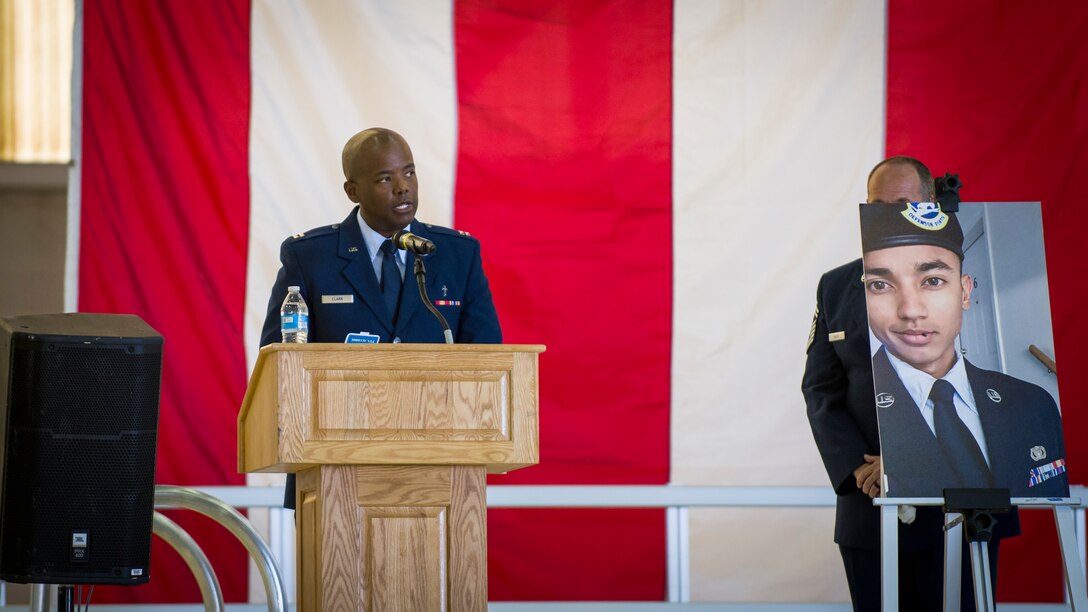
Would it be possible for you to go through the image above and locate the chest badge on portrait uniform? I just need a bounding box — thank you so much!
[876,393,895,409]
[1030,445,1047,462]
[985,388,1002,403]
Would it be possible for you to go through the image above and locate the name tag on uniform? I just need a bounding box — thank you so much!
[345,332,379,344]
[322,294,354,304]
[828,331,846,342]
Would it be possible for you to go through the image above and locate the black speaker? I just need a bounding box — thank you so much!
[0,313,162,585]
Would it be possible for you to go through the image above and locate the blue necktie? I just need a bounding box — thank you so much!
[380,239,402,322]
[930,379,992,488]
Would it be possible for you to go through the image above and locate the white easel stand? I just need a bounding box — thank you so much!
[876,497,1087,612]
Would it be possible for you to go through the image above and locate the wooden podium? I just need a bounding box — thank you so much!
[238,343,543,612]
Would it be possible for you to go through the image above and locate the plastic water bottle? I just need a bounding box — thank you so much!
[280,286,308,343]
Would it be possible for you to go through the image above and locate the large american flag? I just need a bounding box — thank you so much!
[76,0,1086,604]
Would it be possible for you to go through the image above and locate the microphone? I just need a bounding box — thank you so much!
[410,252,454,344]
[392,230,436,255]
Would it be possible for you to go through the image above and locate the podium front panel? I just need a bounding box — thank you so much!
[314,369,508,440]
[238,344,541,473]
[297,465,487,612]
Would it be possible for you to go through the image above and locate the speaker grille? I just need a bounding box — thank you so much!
[2,431,157,581]
[1,333,161,584]
[9,343,161,434]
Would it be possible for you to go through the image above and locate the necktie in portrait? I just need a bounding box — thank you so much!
[931,379,993,487]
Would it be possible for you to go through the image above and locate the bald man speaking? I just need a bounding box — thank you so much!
[259,128,502,508]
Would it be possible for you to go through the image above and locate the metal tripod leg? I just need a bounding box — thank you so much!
[881,504,898,611]
[945,509,998,612]
[944,512,963,612]
[968,540,995,612]
[1054,505,1088,610]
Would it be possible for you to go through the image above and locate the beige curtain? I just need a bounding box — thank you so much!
[0,0,73,163]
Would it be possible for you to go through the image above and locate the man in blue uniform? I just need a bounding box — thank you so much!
[259,127,502,508]
[861,203,1068,499]
[803,157,1011,611]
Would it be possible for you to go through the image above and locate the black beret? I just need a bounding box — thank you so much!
[860,202,964,260]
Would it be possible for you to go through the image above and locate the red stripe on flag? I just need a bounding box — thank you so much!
[80,0,250,602]
[887,0,1088,602]
[454,0,672,600]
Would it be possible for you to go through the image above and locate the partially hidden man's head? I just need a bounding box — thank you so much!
[342,128,417,237]
[866,155,936,204]
[862,200,971,379]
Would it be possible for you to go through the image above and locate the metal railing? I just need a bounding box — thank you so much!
[153,487,288,612]
[196,483,1087,605]
[12,484,1086,610]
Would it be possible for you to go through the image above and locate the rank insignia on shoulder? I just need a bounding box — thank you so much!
[458,229,472,237]
[292,232,305,239]
[806,304,818,352]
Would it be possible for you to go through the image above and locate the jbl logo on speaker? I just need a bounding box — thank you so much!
[70,531,89,563]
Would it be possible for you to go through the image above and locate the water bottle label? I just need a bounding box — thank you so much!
[297,313,308,331]
[282,314,299,331]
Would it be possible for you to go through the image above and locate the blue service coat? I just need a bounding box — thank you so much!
[259,208,501,347]
[874,346,1069,499]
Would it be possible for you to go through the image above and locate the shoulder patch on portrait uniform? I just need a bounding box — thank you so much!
[806,303,819,352]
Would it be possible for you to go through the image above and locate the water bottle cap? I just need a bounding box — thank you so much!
[287,286,300,292]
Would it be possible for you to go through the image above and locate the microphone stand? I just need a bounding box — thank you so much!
[413,256,453,344]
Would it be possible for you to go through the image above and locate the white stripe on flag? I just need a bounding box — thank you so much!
[672,0,886,600]
[245,0,457,370]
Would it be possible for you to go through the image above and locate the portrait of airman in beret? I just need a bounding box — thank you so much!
[860,202,1068,499]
